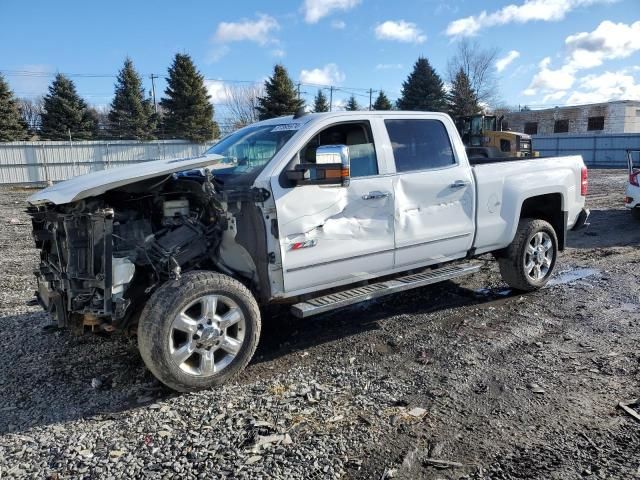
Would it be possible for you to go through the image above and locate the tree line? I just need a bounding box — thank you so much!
[0,40,497,142]
[0,53,218,143]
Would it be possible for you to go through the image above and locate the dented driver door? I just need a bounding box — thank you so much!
[270,119,395,295]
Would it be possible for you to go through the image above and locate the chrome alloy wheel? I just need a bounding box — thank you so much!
[169,294,246,376]
[524,231,554,281]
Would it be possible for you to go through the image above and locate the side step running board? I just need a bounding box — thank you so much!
[291,262,481,318]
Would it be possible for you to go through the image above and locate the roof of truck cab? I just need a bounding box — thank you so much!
[254,110,451,127]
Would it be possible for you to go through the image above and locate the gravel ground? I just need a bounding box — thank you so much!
[0,169,638,479]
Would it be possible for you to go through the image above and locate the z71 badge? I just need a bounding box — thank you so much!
[288,239,318,251]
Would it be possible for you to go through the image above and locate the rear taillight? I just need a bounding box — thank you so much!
[630,170,640,187]
[581,167,588,196]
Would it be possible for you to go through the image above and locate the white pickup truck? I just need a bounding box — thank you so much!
[28,111,589,391]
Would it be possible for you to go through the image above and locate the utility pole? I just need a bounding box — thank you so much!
[296,83,301,100]
[369,88,373,111]
[329,86,334,112]
[150,74,158,113]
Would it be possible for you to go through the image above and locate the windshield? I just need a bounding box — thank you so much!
[202,124,299,182]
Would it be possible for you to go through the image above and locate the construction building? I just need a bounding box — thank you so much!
[504,100,640,135]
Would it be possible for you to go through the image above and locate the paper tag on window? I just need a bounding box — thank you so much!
[271,124,303,132]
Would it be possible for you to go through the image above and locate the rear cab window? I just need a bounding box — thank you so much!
[384,119,456,173]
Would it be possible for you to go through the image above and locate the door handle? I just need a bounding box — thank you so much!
[449,180,470,189]
[362,191,390,200]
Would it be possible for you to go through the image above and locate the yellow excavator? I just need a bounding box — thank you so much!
[456,114,535,159]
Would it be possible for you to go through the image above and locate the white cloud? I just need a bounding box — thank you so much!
[565,20,640,69]
[332,98,347,110]
[271,48,286,58]
[331,19,346,29]
[523,20,640,100]
[208,45,231,62]
[446,0,614,37]
[542,90,568,103]
[213,14,279,46]
[375,20,426,44]
[495,50,520,72]
[565,70,640,104]
[299,63,345,85]
[204,80,232,104]
[376,63,404,70]
[525,57,576,95]
[303,0,361,23]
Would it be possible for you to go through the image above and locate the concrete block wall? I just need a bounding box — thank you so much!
[504,101,640,135]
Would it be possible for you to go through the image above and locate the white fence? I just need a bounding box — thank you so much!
[0,140,211,184]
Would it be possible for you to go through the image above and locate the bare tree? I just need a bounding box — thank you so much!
[18,97,45,134]
[90,105,111,138]
[447,39,500,108]
[224,84,263,130]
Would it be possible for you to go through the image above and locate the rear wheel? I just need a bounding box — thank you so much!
[137,271,260,392]
[498,218,558,291]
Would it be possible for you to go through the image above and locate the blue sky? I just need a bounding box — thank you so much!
[1,0,638,121]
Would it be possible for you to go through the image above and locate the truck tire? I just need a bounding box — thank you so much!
[498,218,558,292]
[632,208,640,220]
[137,271,261,392]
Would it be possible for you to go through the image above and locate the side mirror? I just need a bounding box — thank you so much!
[285,144,350,187]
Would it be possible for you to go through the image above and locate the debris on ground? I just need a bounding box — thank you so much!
[0,170,639,479]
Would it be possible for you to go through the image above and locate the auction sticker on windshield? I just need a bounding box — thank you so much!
[271,124,303,132]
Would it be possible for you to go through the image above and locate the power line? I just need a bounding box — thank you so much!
[1,68,397,97]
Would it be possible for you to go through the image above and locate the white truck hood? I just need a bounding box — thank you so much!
[28,154,223,205]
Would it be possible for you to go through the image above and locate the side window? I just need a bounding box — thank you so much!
[298,121,379,177]
[384,119,455,173]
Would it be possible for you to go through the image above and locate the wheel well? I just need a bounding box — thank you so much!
[519,193,566,250]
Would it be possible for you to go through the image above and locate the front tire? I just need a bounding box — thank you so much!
[137,271,261,392]
[632,208,640,220]
[498,218,558,292]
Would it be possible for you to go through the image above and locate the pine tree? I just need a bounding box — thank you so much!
[447,68,480,119]
[160,53,219,142]
[396,57,447,112]
[109,58,156,139]
[0,75,28,141]
[40,74,97,140]
[313,89,329,113]
[256,64,304,120]
[345,95,359,111]
[373,91,393,111]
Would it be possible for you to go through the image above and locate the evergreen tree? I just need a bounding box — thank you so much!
[0,75,28,141]
[40,74,97,140]
[160,53,219,142]
[372,91,393,111]
[345,95,359,111]
[256,64,304,120]
[313,89,329,113]
[447,68,480,119]
[396,57,447,112]
[109,58,156,139]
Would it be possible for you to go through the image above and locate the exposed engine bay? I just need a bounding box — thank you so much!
[28,172,271,332]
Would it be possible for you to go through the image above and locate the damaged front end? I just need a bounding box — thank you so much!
[28,173,229,332]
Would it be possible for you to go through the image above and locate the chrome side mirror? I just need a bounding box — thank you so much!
[285,144,351,187]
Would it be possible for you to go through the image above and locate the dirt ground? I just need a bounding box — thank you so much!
[0,169,638,479]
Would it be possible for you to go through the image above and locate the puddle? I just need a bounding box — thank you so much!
[474,287,512,298]
[620,302,638,313]
[548,268,600,286]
